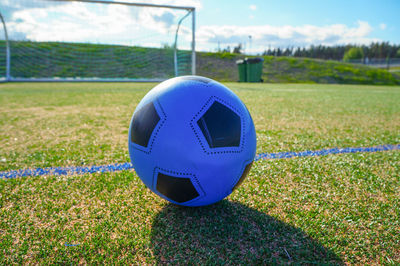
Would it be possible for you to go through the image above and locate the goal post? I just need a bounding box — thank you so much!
[0,0,196,82]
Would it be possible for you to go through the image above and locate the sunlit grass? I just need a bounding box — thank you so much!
[0,82,399,264]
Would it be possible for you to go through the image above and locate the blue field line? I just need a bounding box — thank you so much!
[0,162,134,179]
[1,144,399,179]
[254,144,400,161]
[64,243,80,247]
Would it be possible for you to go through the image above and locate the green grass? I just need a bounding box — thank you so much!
[0,41,184,79]
[198,53,400,85]
[389,66,400,72]
[261,56,400,85]
[1,41,399,84]
[0,82,399,264]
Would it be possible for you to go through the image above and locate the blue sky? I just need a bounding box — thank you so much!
[1,0,399,53]
[200,0,399,32]
[195,0,400,52]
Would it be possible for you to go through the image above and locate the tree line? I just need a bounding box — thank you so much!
[260,42,400,60]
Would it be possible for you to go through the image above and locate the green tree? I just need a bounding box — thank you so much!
[396,49,400,58]
[221,46,231,53]
[343,47,364,61]
[233,43,242,54]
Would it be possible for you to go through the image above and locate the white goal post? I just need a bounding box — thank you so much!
[0,0,196,82]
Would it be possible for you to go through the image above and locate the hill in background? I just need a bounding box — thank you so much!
[1,41,399,85]
[198,52,400,85]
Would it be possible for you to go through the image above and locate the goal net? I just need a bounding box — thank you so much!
[0,0,195,82]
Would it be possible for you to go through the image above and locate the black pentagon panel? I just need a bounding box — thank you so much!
[197,101,241,148]
[156,173,199,203]
[130,102,160,147]
[232,162,253,192]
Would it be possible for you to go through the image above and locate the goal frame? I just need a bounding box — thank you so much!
[0,0,196,82]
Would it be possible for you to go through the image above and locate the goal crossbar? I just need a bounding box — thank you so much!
[47,0,195,11]
[0,0,196,82]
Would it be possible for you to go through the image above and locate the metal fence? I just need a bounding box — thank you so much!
[0,0,196,82]
[345,58,400,69]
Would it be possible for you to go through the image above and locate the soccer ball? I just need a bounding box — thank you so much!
[128,76,256,207]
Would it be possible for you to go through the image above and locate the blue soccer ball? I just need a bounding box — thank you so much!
[128,76,256,207]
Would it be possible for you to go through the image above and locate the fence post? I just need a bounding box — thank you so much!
[0,12,10,81]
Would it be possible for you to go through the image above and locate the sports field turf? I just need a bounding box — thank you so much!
[0,82,399,264]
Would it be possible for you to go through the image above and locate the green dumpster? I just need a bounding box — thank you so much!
[246,57,264,82]
[236,59,247,82]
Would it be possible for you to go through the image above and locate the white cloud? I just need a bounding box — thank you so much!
[197,21,379,52]
[4,0,200,48]
[379,23,387,30]
[1,1,381,53]
[115,0,202,10]
[0,0,63,9]
[249,4,257,11]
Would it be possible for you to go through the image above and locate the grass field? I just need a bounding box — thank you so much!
[199,52,400,85]
[1,41,400,84]
[0,82,399,264]
[389,66,400,73]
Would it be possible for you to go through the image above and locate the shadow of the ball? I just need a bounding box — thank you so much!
[150,200,343,264]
